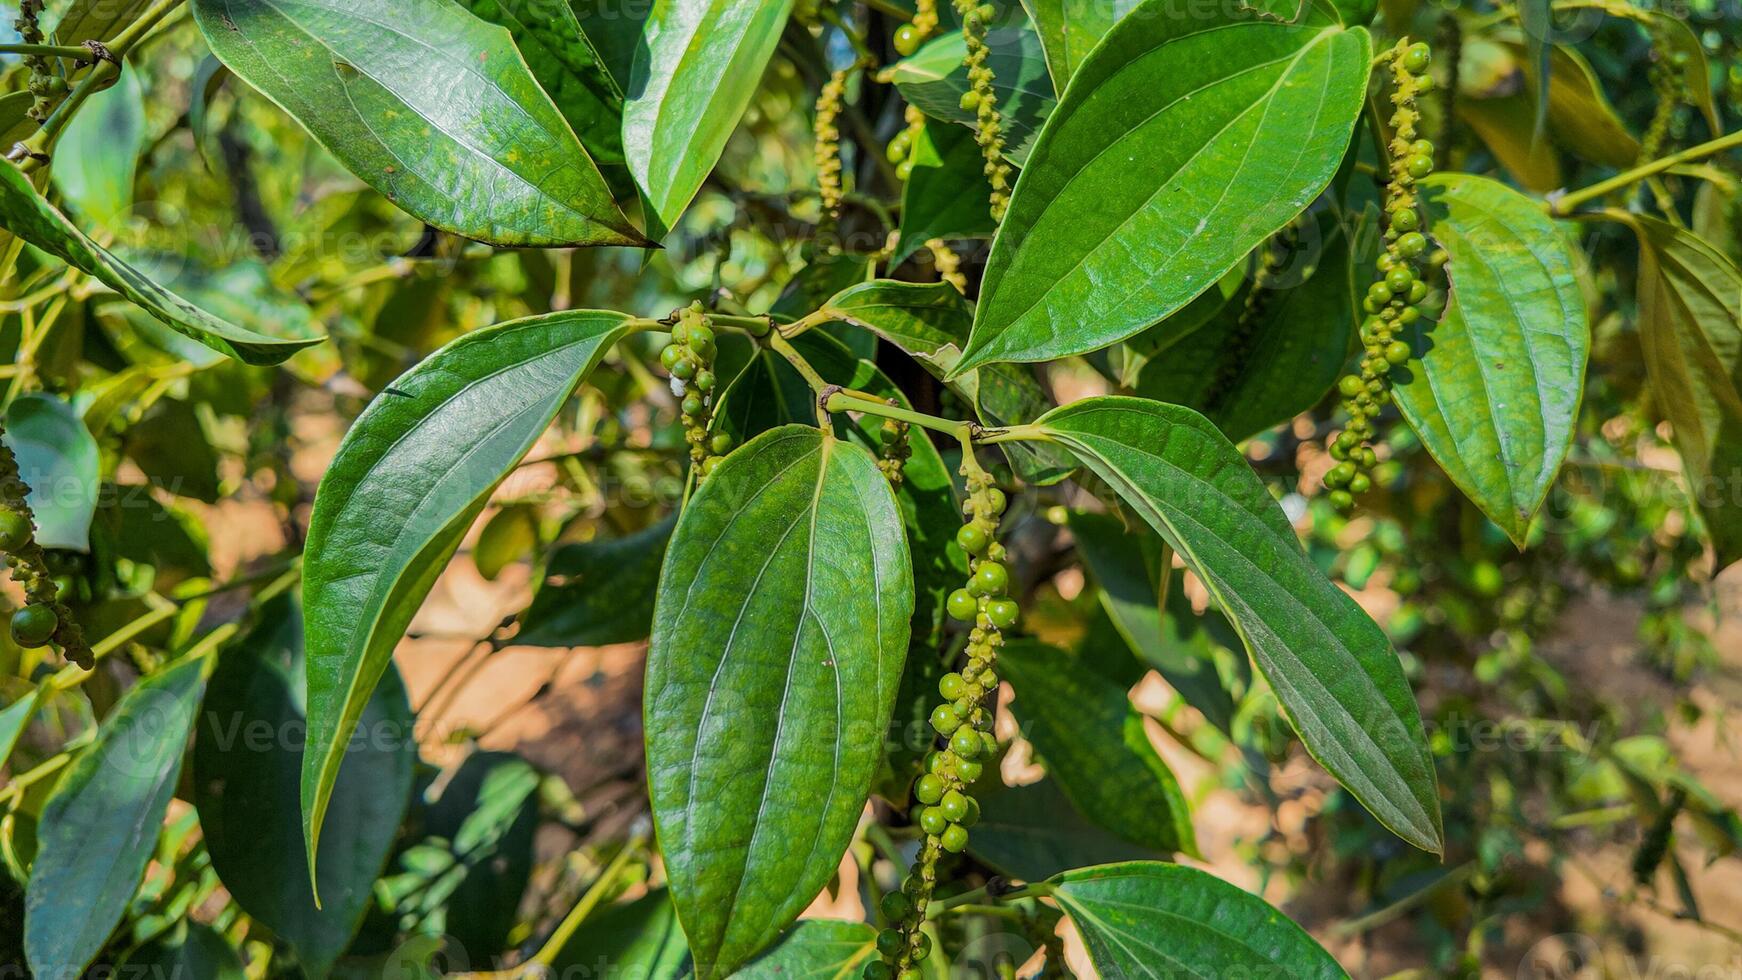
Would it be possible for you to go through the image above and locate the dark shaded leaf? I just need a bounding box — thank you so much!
[517,516,676,647]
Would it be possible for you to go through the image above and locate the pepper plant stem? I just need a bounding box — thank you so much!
[1552,129,1742,215]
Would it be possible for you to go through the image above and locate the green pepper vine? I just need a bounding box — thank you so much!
[953,0,1012,222]
[659,303,729,479]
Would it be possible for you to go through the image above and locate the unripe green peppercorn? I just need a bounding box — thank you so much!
[0,511,31,552]
[940,789,969,821]
[894,23,923,56]
[940,823,969,853]
[1385,265,1415,292]
[956,522,989,554]
[1330,489,1354,509]
[1338,374,1364,398]
[946,588,978,621]
[880,891,913,921]
[1348,473,1373,495]
[1390,207,1419,232]
[1396,232,1427,258]
[1406,154,1434,179]
[11,605,58,647]
[950,726,983,759]
[919,805,949,836]
[877,929,905,958]
[1402,42,1431,75]
[956,757,983,783]
[863,961,893,980]
[985,598,1018,629]
[930,703,962,734]
[915,773,945,804]
[970,561,1008,596]
[710,432,734,455]
[939,672,967,700]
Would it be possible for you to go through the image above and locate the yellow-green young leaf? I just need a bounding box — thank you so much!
[1390,175,1587,544]
[953,6,1371,372]
[624,0,794,234]
[1527,42,1638,168]
[1047,862,1348,979]
[1624,215,1742,572]
[24,654,210,978]
[1000,641,1198,856]
[646,426,912,978]
[1019,0,1142,88]
[1035,397,1442,853]
[193,598,414,979]
[890,18,1056,165]
[193,0,645,249]
[0,164,324,365]
[1136,209,1359,442]
[302,310,636,876]
[452,0,625,166]
[819,279,1076,485]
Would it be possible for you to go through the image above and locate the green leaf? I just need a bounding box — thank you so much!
[890,18,1056,166]
[1034,397,1443,853]
[390,751,540,957]
[547,889,690,979]
[47,0,156,45]
[193,598,413,979]
[302,310,635,876]
[970,777,1162,881]
[1068,511,1237,735]
[24,654,210,977]
[1019,0,1141,87]
[193,0,644,248]
[1528,41,1638,168]
[0,163,324,365]
[0,689,42,770]
[51,66,145,228]
[817,279,1075,484]
[517,516,675,647]
[1392,174,1588,545]
[1622,215,1742,572]
[1000,640,1197,856]
[452,0,625,165]
[1136,209,1359,442]
[737,920,878,979]
[954,7,1371,372]
[6,393,100,552]
[646,425,912,978]
[120,920,246,980]
[894,121,997,265]
[1048,862,1349,979]
[1649,11,1721,138]
[623,0,795,233]
[127,398,222,504]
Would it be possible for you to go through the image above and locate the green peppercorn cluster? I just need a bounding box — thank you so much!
[14,0,64,124]
[952,0,1012,222]
[876,411,912,488]
[0,433,91,667]
[870,473,1012,980]
[813,66,851,223]
[894,0,939,57]
[660,304,729,479]
[1204,224,1297,414]
[886,104,925,185]
[1323,39,1438,511]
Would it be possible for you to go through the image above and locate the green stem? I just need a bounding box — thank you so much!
[0,42,91,59]
[766,332,833,426]
[928,881,1048,914]
[17,0,186,170]
[1551,129,1742,216]
[527,839,643,969]
[825,390,972,441]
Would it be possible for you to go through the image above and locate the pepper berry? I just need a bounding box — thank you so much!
[11,604,58,647]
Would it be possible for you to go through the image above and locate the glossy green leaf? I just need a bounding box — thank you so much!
[1623,214,1742,572]
[954,7,1371,371]
[891,18,1055,165]
[818,279,1075,485]
[894,121,997,264]
[1048,862,1348,979]
[1034,397,1442,852]
[624,0,795,233]
[6,393,99,552]
[970,777,1161,881]
[302,310,635,876]
[193,0,644,248]
[51,66,144,227]
[1137,210,1358,442]
[645,425,912,977]
[0,163,324,365]
[1069,511,1236,735]
[121,920,246,980]
[193,598,413,979]
[1392,174,1587,545]
[453,0,624,165]
[1019,0,1141,87]
[25,654,209,977]
[1000,640,1196,855]
[517,516,675,647]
